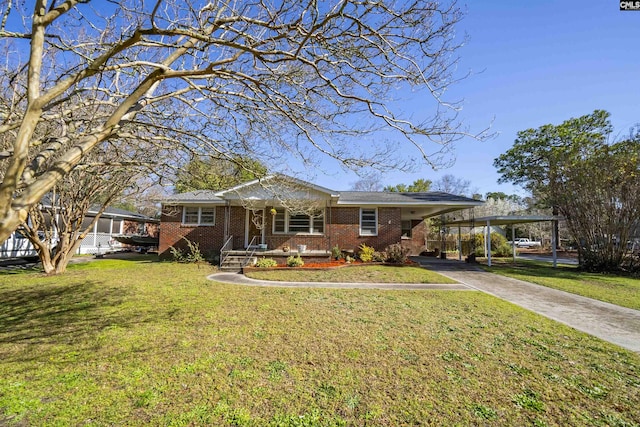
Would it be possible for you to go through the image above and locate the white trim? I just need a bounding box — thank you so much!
[244,209,250,248]
[360,208,378,236]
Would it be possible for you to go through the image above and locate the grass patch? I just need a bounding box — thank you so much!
[245,264,458,284]
[0,258,639,425]
[481,260,640,310]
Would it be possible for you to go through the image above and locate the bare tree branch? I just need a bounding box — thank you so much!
[0,0,489,242]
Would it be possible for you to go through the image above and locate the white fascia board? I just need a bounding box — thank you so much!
[86,210,157,221]
[161,200,226,206]
[334,200,484,208]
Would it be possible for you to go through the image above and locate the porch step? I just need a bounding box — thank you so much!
[220,254,257,272]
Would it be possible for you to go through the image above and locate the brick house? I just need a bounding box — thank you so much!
[159,175,482,263]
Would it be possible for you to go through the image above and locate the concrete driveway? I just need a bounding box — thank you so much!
[412,257,640,353]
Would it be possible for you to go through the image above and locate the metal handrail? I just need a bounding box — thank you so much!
[219,235,233,268]
[243,235,259,267]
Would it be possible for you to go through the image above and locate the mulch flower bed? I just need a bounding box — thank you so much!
[245,259,417,271]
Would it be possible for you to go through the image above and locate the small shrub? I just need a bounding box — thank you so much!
[255,257,278,268]
[474,233,513,257]
[331,245,342,260]
[169,238,205,263]
[372,251,386,262]
[494,242,513,257]
[169,245,184,262]
[345,255,354,264]
[286,254,304,267]
[358,244,375,263]
[384,243,410,264]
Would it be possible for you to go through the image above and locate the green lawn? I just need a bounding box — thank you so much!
[1,258,638,426]
[245,264,458,284]
[480,260,640,311]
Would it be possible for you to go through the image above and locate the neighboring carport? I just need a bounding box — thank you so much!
[446,215,560,267]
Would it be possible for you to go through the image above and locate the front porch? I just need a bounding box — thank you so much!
[219,247,332,271]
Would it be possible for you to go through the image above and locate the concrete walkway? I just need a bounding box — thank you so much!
[208,259,640,353]
[412,257,640,353]
[208,272,470,290]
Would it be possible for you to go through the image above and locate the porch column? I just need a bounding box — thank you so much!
[109,217,114,238]
[92,220,98,249]
[261,209,266,245]
[244,209,249,248]
[223,204,228,241]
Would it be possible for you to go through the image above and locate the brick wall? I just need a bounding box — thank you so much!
[259,211,330,252]
[325,207,401,253]
[159,204,405,258]
[402,219,428,255]
[159,205,238,259]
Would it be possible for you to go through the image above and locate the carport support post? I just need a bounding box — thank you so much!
[458,225,462,261]
[486,220,492,267]
[552,219,558,268]
[512,225,516,263]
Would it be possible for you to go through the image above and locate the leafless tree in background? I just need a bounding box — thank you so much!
[350,174,383,192]
[0,0,488,242]
[20,146,151,274]
[432,174,476,197]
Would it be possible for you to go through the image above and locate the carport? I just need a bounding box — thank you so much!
[446,215,560,267]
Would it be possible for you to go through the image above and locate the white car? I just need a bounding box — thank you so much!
[509,238,542,248]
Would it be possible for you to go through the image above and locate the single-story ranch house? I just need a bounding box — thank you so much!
[160,175,483,265]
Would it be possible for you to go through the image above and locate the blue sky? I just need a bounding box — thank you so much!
[315,1,640,196]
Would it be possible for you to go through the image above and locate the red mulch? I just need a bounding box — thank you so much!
[281,259,417,268]
[245,260,418,271]
[303,260,359,268]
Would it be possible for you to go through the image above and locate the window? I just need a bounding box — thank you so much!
[200,208,215,224]
[182,206,216,225]
[97,217,111,233]
[401,220,413,238]
[360,208,377,236]
[273,209,286,232]
[311,214,324,234]
[183,207,199,224]
[288,213,310,233]
[272,209,324,234]
[81,216,94,230]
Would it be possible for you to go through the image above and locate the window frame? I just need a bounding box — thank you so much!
[360,208,378,236]
[401,220,413,239]
[272,208,325,235]
[273,208,286,233]
[182,206,216,226]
